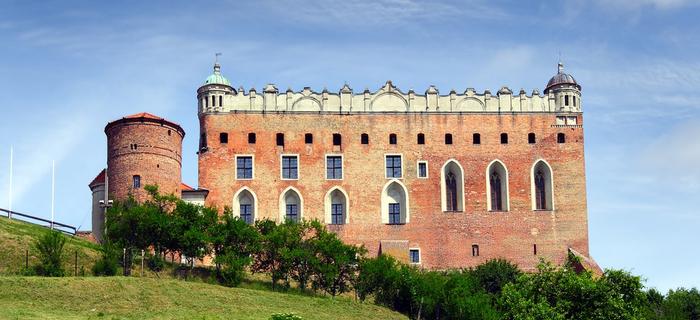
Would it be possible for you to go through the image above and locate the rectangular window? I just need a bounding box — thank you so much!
[389,134,397,145]
[417,133,425,145]
[409,249,420,264]
[248,133,256,144]
[472,244,480,257]
[388,203,401,224]
[445,133,453,145]
[282,155,298,179]
[276,133,284,146]
[305,133,313,144]
[566,116,577,125]
[331,203,343,225]
[286,204,298,222]
[361,133,369,144]
[220,132,228,144]
[240,204,253,225]
[473,133,481,145]
[326,156,342,180]
[236,156,253,179]
[385,155,402,178]
[333,133,342,146]
[565,95,570,106]
[133,175,141,189]
[417,161,428,178]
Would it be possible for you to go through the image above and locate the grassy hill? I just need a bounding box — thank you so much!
[0,216,100,275]
[0,277,407,319]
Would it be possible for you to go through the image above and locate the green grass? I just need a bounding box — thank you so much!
[0,216,100,275]
[0,276,407,320]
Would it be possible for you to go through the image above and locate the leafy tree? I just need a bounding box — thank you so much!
[662,288,700,320]
[213,214,261,287]
[32,230,66,277]
[105,195,153,275]
[442,271,501,320]
[92,241,119,276]
[311,222,366,296]
[471,258,521,295]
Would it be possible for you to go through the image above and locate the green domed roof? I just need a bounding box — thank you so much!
[203,63,231,86]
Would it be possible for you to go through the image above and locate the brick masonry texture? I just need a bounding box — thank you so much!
[197,112,588,271]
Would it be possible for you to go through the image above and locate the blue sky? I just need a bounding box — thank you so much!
[1,0,699,291]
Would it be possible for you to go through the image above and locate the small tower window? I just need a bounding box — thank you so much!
[212,95,216,107]
[220,132,228,144]
[333,133,342,146]
[389,134,397,145]
[473,133,481,145]
[573,96,577,107]
[133,175,141,189]
[219,95,223,107]
[361,133,369,145]
[500,133,508,144]
[199,133,207,150]
[528,133,536,144]
[472,244,479,257]
[305,133,313,144]
[204,96,209,108]
[409,249,420,264]
[167,130,171,136]
[533,244,538,255]
[445,133,453,145]
[248,133,256,144]
[557,133,566,144]
[417,133,425,145]
[276,133,284,146]
[564,95,570,106]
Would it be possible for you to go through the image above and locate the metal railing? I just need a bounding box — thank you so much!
[0,208,77,235]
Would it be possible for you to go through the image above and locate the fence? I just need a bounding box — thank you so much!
[0,207,77,235]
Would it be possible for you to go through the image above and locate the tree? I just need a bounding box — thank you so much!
[471,258,521,295]
[311,222,366,296]
[104,196,152,275]
[214,213,261,287]
[33,230,66,277]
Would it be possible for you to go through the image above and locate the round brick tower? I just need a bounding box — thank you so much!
[105,112,185,202]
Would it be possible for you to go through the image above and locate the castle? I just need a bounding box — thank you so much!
[89,61,598,271]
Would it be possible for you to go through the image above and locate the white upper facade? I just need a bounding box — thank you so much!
[197,62,582,115]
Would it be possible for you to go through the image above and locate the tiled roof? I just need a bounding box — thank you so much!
[88,169,106,188]
[180,182,195,191]
[104,112,185,137]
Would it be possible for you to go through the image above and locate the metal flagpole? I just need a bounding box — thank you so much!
[8,146,12,220]
[51,160,55,229]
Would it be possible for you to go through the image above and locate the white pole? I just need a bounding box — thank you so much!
[51,160,55,229]
[8,146,12,220]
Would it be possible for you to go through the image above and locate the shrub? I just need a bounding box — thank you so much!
[471,258,521,295]
[92,242,119,276]
[269,313,303,320]
[147,253,165,272]
[216,253,249,287]
[33,230,66,277]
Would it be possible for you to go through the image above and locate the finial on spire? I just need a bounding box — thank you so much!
[557,61,564,74]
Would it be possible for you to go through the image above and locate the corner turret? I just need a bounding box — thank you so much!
[544,62,581,112]
[197,57,235,114]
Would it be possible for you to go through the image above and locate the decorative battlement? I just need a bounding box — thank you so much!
[197,80,582,114]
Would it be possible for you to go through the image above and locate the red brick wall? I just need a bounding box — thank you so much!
[106,121,183,202]
[198,112,588,271]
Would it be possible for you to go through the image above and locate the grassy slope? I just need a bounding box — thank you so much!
[0,216,100,275]
[0,277,407,320]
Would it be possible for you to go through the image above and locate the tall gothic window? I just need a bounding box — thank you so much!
[446,172,457,211]
[532,160,553,211]
[535,170,546,210]
[490,172,502,211]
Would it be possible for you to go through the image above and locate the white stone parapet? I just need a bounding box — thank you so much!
[198,80,581,114]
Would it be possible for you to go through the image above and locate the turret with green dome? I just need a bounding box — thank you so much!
[197,56,236,114]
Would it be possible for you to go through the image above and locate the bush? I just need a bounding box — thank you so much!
[147,253,165,272]
[269,313,303,320]
[471,258,521,295]
[216,253,249,287]
[92,242,119,276]
[33,230,66,277]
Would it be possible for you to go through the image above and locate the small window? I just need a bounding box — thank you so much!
[500,133,508,144]
[167,130,171,136]
[445,133,453,145]
[417,161,428,178]
[133,175,141,189]
[220,132,228,144]
[573,96,577,107]
[528,133,536,144]
[333,133,342,146]
[557,133,566,144]
[305,133,313,144]
[564,95,570,106]
[199,133,207,150]
[533,244,538,255]
[236,156,253,179]
[389,134,397,145]
[248,133,256,144]
[282,155,298,180]
[385,155,402,178]
[204,96,209,108]
[361,133,369,145]
[417,133,425,145]
[409,249,420,264]
[326,156,342,180]
[276,133,285,146]
[472,244,479,257]
[219,95,223,107]
[388,203,401,224]
[212,95,216,107]
[331,203,344,225]
[473,133,481,145]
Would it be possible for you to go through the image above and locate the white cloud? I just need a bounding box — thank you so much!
[600,0,700,10]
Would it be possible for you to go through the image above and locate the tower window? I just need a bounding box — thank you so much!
[281,155,298,180]
[248,133,256,144]
[445,133,453,145]
[417,161,428,178]
[473,133,481,145]
[500,133,508,144]
[199,133,207,150]
[533,244,538,255]
[220,132,228,144]
[276,133,285,146]
[133,175,141,189]
[204,96,209,108]
[409,249,420,264]
[389,134,397,145]
[528,133,536,144]
[564,95,570,106]
[557,133,566,144]
[219,95,223,107]
[385,155,402,178]
[573,96,577,107]
[417,133,425,145]
[472,244,479,257]
[167,130,171,136]
[361,133,369,145]
[326,156,342,180]
[333,133,342,146]
[305,133,313,144]
[212,95,216,107]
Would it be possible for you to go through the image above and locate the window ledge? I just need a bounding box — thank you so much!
[534,209,553,212]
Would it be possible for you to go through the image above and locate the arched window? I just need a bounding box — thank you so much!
[500,133,508,144]
[325,187,348,225]
[417,133,425,145]
[212,95,216,107]
[445,133,453,145]
[528,133,536,144]
[531,160,553,210]
[486,160,509,211]
[389,134,397,145]
[557,133,566,144]
[233,188,257,225]
[473,133,481,145]
[204,96,209,108]
[381,180,409,224]
[441,160,464,212]
[333,133,342,146]
[219,95,223,107]
[279,187,303,222]
[361,133,369,144]
[472,244,480,257]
